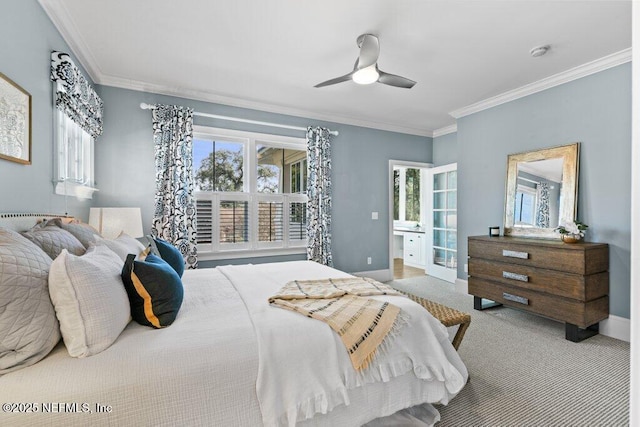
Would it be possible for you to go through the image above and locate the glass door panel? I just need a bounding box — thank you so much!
[426,163,457,283]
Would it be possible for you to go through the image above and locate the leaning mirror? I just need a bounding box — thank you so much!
[504,142,580,239]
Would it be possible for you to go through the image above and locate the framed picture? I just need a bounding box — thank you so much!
[0,72,31,164]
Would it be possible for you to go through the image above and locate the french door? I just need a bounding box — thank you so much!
[426,163,457,283]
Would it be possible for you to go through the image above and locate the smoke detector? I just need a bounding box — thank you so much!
[530,45,550,57]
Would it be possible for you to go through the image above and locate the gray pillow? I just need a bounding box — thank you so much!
[93,233,146,262]
[21,223,86,260]
[46,218,101,248]
[0,227,61,374]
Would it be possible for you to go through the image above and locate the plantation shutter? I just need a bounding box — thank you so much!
[258,201,284,242]
[196,199,213,244]
[289,202,307,241]
[219,200,249,244]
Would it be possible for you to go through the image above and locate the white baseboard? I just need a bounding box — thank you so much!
[352,268,394,282]
[600,315,631,342]
[454,278,629,342]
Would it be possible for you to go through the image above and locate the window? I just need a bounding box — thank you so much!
[193,126,308,258]
[405,168,421,221]
[193,139,244,191]
[51,51,101,199]
[514,185,537,226]
[54,108,97,198]
[393,169,400,221]
[393,167,423,225]
[290,159,307,193]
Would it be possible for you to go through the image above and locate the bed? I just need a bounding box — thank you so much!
[0,214,467,426]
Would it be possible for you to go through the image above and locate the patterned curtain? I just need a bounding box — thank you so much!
[151,104,198,269]
[306,126,333,266]
[50,51,103,139]
[535,182,550,228]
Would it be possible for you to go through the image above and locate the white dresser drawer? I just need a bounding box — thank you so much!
[403,233,424,267]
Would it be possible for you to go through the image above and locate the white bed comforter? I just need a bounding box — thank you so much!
[218,261,468,427]
[0,261,467,427]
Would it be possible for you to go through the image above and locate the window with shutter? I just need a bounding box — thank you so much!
[196,199,213,244]
[258,201,284,242]
[219,200,249,244]
[289,202,307,241]
[192,126,308,259]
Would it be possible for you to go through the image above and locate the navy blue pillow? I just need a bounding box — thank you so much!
[148,237,185,278]
[121,253,183,328]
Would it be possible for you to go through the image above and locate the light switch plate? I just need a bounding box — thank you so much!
[371,212,378,220]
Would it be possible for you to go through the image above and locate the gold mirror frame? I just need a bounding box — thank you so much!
[504,142,580,239]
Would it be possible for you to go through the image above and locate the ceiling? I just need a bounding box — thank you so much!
[519,157,564,183]
[39,0,631,137]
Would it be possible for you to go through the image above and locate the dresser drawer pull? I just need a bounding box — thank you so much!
[502,249,529,259]
[502,271,529,282]
[503,292,529,305]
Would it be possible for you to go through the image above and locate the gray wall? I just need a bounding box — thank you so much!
[94,86,432,272]
[457,63,631,319]
[0,0,91,218]
[433,132,458,166]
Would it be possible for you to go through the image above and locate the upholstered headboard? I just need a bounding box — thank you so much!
[0,213,74,232]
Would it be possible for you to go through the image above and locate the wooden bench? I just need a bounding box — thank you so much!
[401,292,471,350]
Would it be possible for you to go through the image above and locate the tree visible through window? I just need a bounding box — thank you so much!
[393,169,400,221]
[405,168,420,221]
[393,167,421,224]
[192,128,308,254]
[193,140,242,191]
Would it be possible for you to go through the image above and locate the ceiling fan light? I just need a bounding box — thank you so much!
[352,66,379,85]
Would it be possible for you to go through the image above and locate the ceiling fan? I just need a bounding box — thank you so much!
[314,34,416,89]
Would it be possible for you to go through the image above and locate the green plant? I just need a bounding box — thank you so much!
[555,220,589,237]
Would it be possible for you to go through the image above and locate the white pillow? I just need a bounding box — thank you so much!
[48,245,130,358]
[94,232,146,262]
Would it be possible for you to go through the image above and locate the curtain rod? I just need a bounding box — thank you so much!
[139,103,338,136]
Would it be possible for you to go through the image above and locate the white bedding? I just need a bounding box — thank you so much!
[0,261,467,426]
[218,261,468,426]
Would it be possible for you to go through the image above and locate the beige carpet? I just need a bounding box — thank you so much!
[387,275,630,427]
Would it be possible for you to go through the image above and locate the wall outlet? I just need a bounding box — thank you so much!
[367,257,372,265]
[464,263,468,273]
[371,212,378,220]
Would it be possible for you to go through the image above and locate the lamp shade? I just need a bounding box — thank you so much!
[89,207,144,239]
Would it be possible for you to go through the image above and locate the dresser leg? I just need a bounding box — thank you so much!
[473,296,502,311]
[565,323,599,342]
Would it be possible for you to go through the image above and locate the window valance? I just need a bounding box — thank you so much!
[50,51,103,139]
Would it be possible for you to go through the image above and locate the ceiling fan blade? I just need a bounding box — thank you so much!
[356,34,379,69]
[314,72,354,88]
[377,70,416,88]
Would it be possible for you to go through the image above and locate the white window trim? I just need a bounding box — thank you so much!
[193,126,307,258]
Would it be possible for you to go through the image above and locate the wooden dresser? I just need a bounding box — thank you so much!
[467,235,609,342]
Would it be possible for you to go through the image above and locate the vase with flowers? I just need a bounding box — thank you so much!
[555,220,589,243]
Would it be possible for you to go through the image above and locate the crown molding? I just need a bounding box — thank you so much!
[38,0,432,138]
[98,74,433,137]
[38,0,103,82]
[41,0,629,138]
[433,124,457,138]
[450,48,632,119]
